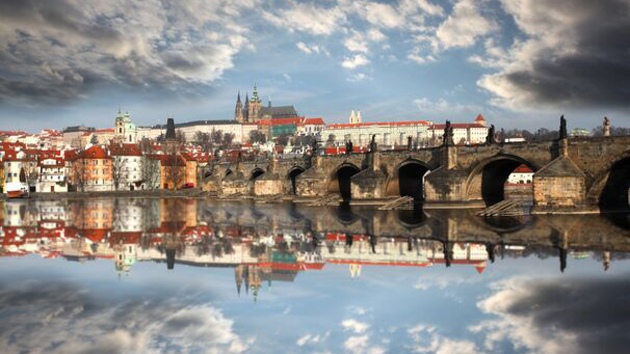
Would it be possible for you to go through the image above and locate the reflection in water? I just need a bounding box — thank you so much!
[2,198,630,278]
[1,198,630,354]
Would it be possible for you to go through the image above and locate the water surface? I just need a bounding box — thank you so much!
[1,198,629,354]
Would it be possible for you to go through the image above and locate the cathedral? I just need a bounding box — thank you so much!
[234,84,299,123]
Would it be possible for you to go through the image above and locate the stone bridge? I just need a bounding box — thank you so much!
[203,135,630,212]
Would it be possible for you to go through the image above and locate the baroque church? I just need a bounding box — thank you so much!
[234,84,299,123]
[114,109,137,143]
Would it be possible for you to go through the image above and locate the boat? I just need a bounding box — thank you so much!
[5,182,29,199]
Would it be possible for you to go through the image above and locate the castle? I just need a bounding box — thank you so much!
[234,84,299,123]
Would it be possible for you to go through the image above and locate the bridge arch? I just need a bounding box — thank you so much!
[392,159,431,202]
[249,168,265,181]
[589,153,630,211]
[328,163,361,202]
[466,154,537,205]
[287,166,306,195]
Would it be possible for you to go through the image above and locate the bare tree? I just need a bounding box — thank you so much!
[176,129,187,144]
[142,156,161,190]
[112,157,127,190]
[249,130,267,144]
[194,131,212,152]
[72,160,88,192]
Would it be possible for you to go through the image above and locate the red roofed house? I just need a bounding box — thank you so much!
[38,157,68,193]
[109,143,146,190]
[73,145,113,192]
[428,114,488,146]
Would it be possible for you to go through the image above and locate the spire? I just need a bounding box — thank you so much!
[349,110,356,124]
[252,83,259,101]
[268,95,271,107]
[356,110,362,124]
[236,91,241,103]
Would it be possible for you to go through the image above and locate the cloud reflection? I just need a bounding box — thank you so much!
[0,281,251,354]
[472,276,630,354]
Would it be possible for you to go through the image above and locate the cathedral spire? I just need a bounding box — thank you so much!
[252,83,259,101]
[234,91,244,122]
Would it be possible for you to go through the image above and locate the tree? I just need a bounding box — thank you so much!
[72,159,88,192]
[249,130,267,144]
[211,130,224,147]
[142,156,161,190]
[276,135,289,146]
[194,131,212,152]
[222,133,235,148]
[112,157,127,190]
[592,125,630,137]
[175,129,187,144]
[90,134,99,145]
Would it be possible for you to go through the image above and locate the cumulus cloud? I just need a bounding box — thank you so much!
[296,41,327,56]
[262,1,346,36]
[0,281,252,354]
[471,276,630,354]
[407,325,478,354]
[341,318,370,334]
[342,54,370,69]
[477,0,630,110]
[435,0,496,49]
[0,0,254,103]
[296,332,330,347]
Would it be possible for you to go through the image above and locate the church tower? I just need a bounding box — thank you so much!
[234,91,244,123]
[244,93,250,123]
[349,109,362,124]
[247,84,262,123]
[114,109,137,143]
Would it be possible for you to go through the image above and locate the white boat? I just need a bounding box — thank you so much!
[5,182,29,199]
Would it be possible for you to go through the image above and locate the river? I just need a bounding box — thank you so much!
[1,197,629,354]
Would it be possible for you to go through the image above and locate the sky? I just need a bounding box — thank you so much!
[1,0,629,133]
[1,255,629,354]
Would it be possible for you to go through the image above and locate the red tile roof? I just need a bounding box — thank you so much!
[109,143,142,156]
[80,145,111,159]
[475,114,486,122]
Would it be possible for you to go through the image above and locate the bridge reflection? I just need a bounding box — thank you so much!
[1,198,629,284]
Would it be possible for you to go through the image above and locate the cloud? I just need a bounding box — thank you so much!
[471,276,630,354]
[296,41,329,56]
[0,281,251,354]
[0,0,254,104]
[435,0,496,49]
[477,0,630,110]
[341,318,370,334]
[407,325,478,354]
[296,331,330,347]
[342,54,370,69]
[344,31,370,54]
[347,73,372,82]
[413,97,483,116]
[262,2,345,36]
[344,335,369,353]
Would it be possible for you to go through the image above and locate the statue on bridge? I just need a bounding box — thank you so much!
[443,120,454,146]
[485,124,496,145]
[345,140,353,155]
[370,134,377,152]
[311,138,319,155]
[603,116,611,137]
[559,115,567,139]
[407,136,413,150]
